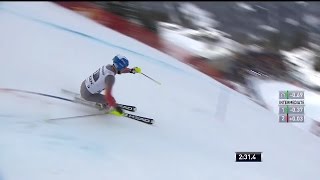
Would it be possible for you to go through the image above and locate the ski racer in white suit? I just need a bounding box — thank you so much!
[80,55,141,116]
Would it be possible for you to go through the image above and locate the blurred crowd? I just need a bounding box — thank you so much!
[91,2,320,96]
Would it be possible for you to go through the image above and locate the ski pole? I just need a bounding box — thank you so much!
[47,113,107,121]
[46,108,127,121]
[140,72,161,85]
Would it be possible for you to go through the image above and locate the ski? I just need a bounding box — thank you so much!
[116,104,137,112]
[61,89,137,112]
[59,90,152,124]
[48,111,154,125]
[73,96,137,112]
[47,111,154,125]
[123,112,154,124]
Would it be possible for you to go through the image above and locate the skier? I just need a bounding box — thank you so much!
[80,54,141,116]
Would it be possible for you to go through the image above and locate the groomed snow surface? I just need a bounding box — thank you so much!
[1,2,320,180]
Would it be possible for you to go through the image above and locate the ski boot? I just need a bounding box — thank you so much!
[108,106,124,116]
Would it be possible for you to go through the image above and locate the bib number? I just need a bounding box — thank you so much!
[87,68,100,89]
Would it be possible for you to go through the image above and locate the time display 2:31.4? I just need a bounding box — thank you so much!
[235,152,262,162]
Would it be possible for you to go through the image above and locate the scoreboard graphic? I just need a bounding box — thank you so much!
[278,90,305,123]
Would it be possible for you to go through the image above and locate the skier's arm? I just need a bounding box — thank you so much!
[119,67,132,74]
[118,67,141,74]
[104,75,116,107]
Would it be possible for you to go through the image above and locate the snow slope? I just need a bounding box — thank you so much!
[1,2,320,180]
